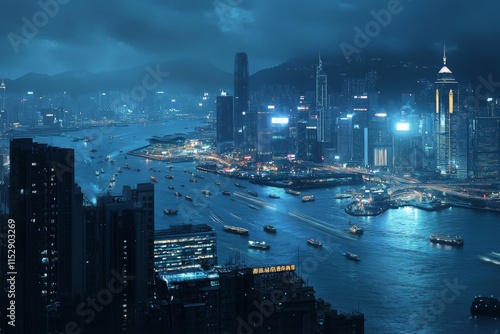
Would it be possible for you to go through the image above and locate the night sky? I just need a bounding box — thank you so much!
[0,0,499,79]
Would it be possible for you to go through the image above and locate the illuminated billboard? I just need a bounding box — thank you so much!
[271,117,289,124]
[396,122,410,131]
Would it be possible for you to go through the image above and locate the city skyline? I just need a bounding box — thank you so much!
[1,1,500,79]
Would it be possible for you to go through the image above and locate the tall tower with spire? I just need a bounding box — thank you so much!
[434,45,467,177]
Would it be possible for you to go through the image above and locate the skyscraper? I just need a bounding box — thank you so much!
[233,52,249,148]
[7,138,84,334]
[316,54,328,146]
[0,79,6,128]
[434,46,467,177]
[216,90,233,153]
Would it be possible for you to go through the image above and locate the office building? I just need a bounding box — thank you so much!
[154,224,217,279]
[469,117,500,179]
[216,91,233,153]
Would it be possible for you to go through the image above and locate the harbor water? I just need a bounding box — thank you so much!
[6,120,500,334]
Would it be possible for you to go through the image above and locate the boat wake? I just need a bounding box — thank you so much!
[478,252,500,266]
[288,211,356,241]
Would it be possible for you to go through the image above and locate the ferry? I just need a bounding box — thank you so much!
[268,194,280,199]
[429,233,464,246]
[221,190,231,196]
[185,195,193,201]
[150,176,158,182]
[95,171,100,176]
[335,193,352,199]
[201,189,211,196]
[285,188,301,196]
[248,241,270,250]
[307,238,322,247]
[163,209,178,215]
[264,225,277,234]
[470,296,500,317]
[344,251,361,262]
[302,195,315,202]
[223,225,249,236]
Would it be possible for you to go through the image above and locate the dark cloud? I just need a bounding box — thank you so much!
[0,0,499,79]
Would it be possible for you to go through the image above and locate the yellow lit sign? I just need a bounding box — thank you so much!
[252,264,296,275]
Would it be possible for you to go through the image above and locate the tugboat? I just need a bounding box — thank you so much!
[307,238,322,247]
[429,233,464,246]
[223,225,249,236]
[163,209,178,215]
[344,251,361,262]
[248,240,270,250]
[470,296,500,317]
[264,225,277,234]
[349,222,364,236]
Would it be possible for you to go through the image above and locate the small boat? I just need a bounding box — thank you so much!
[264,225,277,234]
[221,190,231,196]
[215,181,221,186]
[285,188,301,196]
[201,190,211,195]
[349,223,364,236]
[134,168,141,172]
[189,178,198,183]
[150,176,158,182]
[174,192,182,197]
[95,171,100,176]
[224,225,249,236]
[117,167,123,173]
[429,233,464,246]
[165,175,174,179]
[110,177,116,182]
[89,148,97,153]
[335,193,352,199]
[100,168,105,174]
[302,195,315,202]
[248,240,270,250]
[247,190,258,197]
[235,183,246,188]
[195,174,204,179]
[185,195,193,201]
[268,194,280,199]
[307,238,322,247]
[168,185,174,189]
[163,209,178,215]
[344,251,360,262]
[124,163,131,170]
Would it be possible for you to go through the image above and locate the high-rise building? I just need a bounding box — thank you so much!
[435,46,467,177]
[6,138,84,334]
[257,105,273,162]
[316,54,328,145]
[94,190,151,333]
[469,117,500,179]
[233,52,249,148]
[0,79,6,129]
[216,90,233,153]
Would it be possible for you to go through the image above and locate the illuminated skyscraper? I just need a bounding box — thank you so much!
[216,90,233,153]
[316,54,328,145]
[434,46,467,177]
[233,52,249,148]
[0,79,6,128]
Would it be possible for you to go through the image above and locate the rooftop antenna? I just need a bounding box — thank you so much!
[443,42,447,65]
